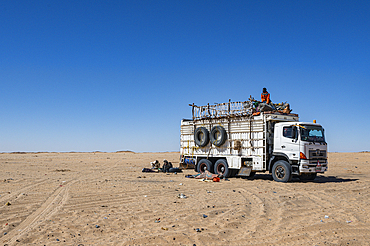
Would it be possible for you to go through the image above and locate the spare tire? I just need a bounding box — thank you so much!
[168,167,183,173]
[194,127,209,147]
[210,126,227,147]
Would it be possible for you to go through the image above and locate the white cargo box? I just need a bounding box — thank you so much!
[180,112,299,171]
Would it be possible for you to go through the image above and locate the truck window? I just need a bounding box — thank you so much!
[283,126,294,138]
[300,125,325,142]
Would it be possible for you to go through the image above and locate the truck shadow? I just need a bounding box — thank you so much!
[239,174,358,183]
[306,175,359,183]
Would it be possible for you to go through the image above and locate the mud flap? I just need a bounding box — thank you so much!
[237,167,252,177]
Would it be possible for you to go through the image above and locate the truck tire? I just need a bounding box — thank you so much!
[214,159,230,178]
[299,173,317,181]
[194,127,209,147]
[272,160,292,182]
[197,159,212,173]
[210,126,227,147]
[168,167,182,173]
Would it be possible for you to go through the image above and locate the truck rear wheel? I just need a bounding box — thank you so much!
[272,160,292,182]
[197,159,212,173]
[214,159,230,178]
[194,127,209,147]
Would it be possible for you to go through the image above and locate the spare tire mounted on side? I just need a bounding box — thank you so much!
[210,126,227,147]
[194,127,209,147]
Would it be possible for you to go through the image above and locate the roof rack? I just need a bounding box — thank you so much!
[189,97,297,120]
[189,98,255,120]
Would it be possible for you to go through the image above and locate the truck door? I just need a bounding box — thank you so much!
[278,125,300,161]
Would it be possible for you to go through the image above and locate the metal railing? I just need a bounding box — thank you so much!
[189,98,255,120]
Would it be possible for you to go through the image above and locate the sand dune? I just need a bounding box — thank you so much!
[0,152,369,245]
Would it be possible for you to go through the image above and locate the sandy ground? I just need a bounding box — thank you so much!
[0,152,369,246]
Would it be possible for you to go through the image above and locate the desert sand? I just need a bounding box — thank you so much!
[0,151,369,245]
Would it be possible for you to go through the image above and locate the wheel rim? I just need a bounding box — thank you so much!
[275,165,285,179]
[198,132,204,141]
[217,164,225,174]
[215,131,221,141]
[200,163,207,172]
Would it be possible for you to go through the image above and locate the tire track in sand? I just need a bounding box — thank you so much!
[1,180,76,245]
[0,179,49,208]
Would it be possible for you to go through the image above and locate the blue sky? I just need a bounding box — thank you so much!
[1,0,369,152]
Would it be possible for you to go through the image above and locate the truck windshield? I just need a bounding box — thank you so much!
[300,125,325,143]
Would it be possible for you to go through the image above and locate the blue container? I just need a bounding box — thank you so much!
[184,158,195,165]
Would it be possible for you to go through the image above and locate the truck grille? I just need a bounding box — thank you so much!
[309,149,327,158]
[308,149,327,166]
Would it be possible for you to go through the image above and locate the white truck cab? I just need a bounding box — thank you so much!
[273,122,328,177]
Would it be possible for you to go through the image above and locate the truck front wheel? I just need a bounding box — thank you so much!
[214,159,230,178]
[272,160,292,182]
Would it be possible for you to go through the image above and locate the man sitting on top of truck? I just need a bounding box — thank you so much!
[258,88,275,112]
[261,88,270,104]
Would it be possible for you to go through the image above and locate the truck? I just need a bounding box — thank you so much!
[179,99,328,182]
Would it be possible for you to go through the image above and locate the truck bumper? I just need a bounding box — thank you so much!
[299,160,328,173]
